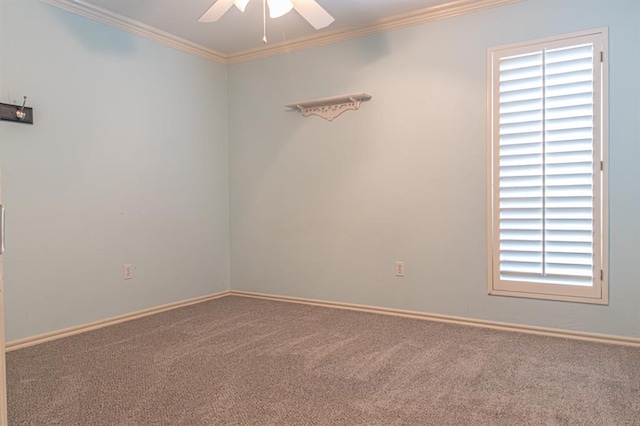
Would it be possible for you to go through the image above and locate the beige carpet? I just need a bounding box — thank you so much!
[6,295,640,425]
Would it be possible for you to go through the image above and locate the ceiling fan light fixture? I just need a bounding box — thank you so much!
[266,0,293,18]
[234,0,250,12]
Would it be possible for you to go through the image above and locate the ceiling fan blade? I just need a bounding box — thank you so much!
[291,0,334,30]
[198,0,235,23]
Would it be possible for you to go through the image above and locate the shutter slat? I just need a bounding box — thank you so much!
[500,167,543,178]
[546,218,593,229]
[545,43,593,63]
[546,92,593,109]
[546,104,593,120]
[500,110,542,125]
[500,219,543,230]
[500,88,544,104]
[545,252,593,266]
[500,142,542,156]
[501,241,543,252]
[500,273,592,286]
[545,263,593,277]
[500,176,543,188]
[500,261,542,274]
[500,197,543,208]
[499,51,543,71]
[545,229,593,241]
[545,196,592,208]
[500,98,543,114]
[500,229,543,241]
[546,128,593,142]
[546,240,593,254]
[501,251,543,263]
[546,139,592,153]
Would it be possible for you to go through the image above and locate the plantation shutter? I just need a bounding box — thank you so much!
[492,33,604,292]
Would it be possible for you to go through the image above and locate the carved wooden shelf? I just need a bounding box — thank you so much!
[285,92,371,121]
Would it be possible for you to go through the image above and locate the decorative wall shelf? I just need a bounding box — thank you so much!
[285,92,371,121]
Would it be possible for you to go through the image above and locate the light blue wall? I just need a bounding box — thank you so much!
[229,0,640,337]
[0,0,230,341]
[1,0,638,341]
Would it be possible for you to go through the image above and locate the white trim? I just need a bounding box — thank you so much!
[39,0,524,65]
[229,291,640,347]
[6,289,639,352]
[486,27,609,304]
[486,43,496,300]
[227,0,523,64]
[38,0,228,64]
[487,26,609,53]
[5,290,231,351]
[600,28,609,305]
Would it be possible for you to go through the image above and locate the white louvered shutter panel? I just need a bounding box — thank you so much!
[491,32,605,299]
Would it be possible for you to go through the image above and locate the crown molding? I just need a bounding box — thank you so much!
[39,0,524,66]
[227,0,525,64]
[38,0,228,64]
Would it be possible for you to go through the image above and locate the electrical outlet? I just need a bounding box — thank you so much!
[395,261,405,277]
[124,264,133,280]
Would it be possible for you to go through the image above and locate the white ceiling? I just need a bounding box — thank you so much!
[73,0,455,55]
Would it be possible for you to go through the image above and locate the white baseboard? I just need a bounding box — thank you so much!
[8,289,639,351]
[229,290,640,348]
[6,290,231,351]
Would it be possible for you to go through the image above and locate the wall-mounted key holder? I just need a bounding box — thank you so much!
[0,96,34,124]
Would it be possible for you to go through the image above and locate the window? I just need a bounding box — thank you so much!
[487,29,608,304]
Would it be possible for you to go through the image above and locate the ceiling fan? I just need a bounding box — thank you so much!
[199,0,335,42]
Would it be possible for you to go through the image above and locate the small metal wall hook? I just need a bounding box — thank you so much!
[16,96,27,120]
[0,95,34,124]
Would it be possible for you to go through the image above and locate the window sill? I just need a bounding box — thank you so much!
[488,288,609,305]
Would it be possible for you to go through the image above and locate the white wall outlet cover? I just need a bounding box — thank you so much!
[124,264,133,280]
[395,261,405,277]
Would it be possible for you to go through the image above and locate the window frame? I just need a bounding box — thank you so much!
[486,28,609,305]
